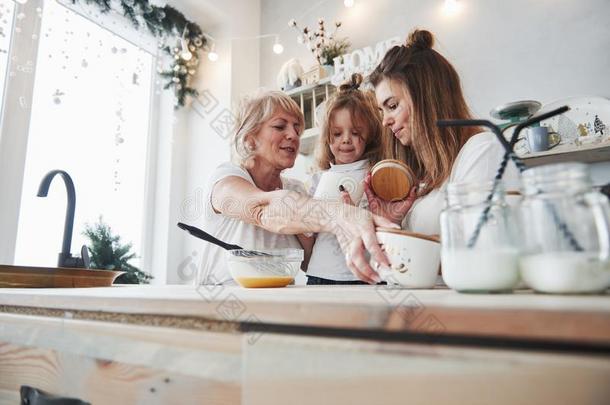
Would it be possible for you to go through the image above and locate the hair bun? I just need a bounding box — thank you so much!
[338,73,363,93]
[405,29,434,50]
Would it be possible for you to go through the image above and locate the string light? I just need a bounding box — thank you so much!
[179,29,193,61]
[207,33,284,58]
[442,0,462,16]
[273,36,284,54]
[180,47,193,61]
[199,33,219,62]
[205,1,352,58]
[207,42,218,62]
[203,0,360,58]
[208,50,219,62]
[231,33,285,55]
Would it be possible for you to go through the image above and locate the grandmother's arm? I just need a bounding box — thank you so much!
[212,176,342,233]
[212,176,397,284]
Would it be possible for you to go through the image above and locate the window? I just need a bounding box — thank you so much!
[14,0,154,268]
[0,0,14,107]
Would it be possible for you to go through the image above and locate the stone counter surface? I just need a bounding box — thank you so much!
[1,285,610,404]
[0,285,609,346]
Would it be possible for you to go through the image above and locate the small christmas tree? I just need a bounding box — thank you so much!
[83,217,152,284]
[594,115,606,136]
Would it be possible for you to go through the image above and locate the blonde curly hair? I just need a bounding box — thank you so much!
[232,89,305,165]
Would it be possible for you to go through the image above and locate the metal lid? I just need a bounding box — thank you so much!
[490,100,542,121]
[370,159,414,202]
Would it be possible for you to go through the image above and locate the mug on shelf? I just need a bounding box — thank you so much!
[526,126,550,152]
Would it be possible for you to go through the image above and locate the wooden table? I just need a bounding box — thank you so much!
[1,285,609,404]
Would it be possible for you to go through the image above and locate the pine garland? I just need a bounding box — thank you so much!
[72,0,207,108]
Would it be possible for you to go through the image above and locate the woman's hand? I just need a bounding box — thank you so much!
[332,205,399,284]
[363,173,417,225]
[213,176,396,283]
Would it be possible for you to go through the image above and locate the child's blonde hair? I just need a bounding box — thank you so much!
[315,73,384,170]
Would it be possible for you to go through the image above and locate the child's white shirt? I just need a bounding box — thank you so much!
[307,159,369,281]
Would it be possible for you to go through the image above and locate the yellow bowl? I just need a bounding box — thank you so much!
[226,248,303,288]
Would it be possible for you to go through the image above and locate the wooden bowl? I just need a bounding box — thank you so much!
[0,265,125,288]
[370,159,415,201]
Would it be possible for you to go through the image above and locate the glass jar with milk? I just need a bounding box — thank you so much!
[518,163,610,294]
[440,181,521,292]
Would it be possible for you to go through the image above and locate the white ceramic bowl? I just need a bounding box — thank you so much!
[226,248,303,288]
[373,228,441,288]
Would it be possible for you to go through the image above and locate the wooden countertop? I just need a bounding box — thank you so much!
[1,285,609,348]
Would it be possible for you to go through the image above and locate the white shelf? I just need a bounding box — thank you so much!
[285,79,335,157]
[298,127,320,155]
[284,77,332,96]
[521,141,610,166]
[509,96,610,167]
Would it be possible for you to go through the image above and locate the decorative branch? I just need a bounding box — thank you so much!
[289,17,350,66]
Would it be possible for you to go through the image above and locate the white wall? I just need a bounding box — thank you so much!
[260,0,610,115]
[260,0,610,183]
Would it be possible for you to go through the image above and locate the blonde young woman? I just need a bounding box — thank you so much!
[197,90,397,285]
[364,29,520,235]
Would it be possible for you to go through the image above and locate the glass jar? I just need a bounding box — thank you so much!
[518,163,610,294]
[440,180,521,293]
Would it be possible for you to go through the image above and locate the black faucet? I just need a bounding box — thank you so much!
[37,170,90,268]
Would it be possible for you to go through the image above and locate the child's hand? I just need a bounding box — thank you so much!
[363,173,417,225]
[296,233,315,272]
[338,184,355,206]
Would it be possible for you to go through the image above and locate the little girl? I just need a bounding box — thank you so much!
[306,73,385,285]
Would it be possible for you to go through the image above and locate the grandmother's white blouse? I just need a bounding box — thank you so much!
[197,162,304,285]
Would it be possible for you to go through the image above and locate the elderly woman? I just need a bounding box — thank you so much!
[197,90,396,285]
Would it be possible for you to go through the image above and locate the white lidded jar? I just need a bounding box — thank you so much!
[440,180,521,293]
[518,163,610,294]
